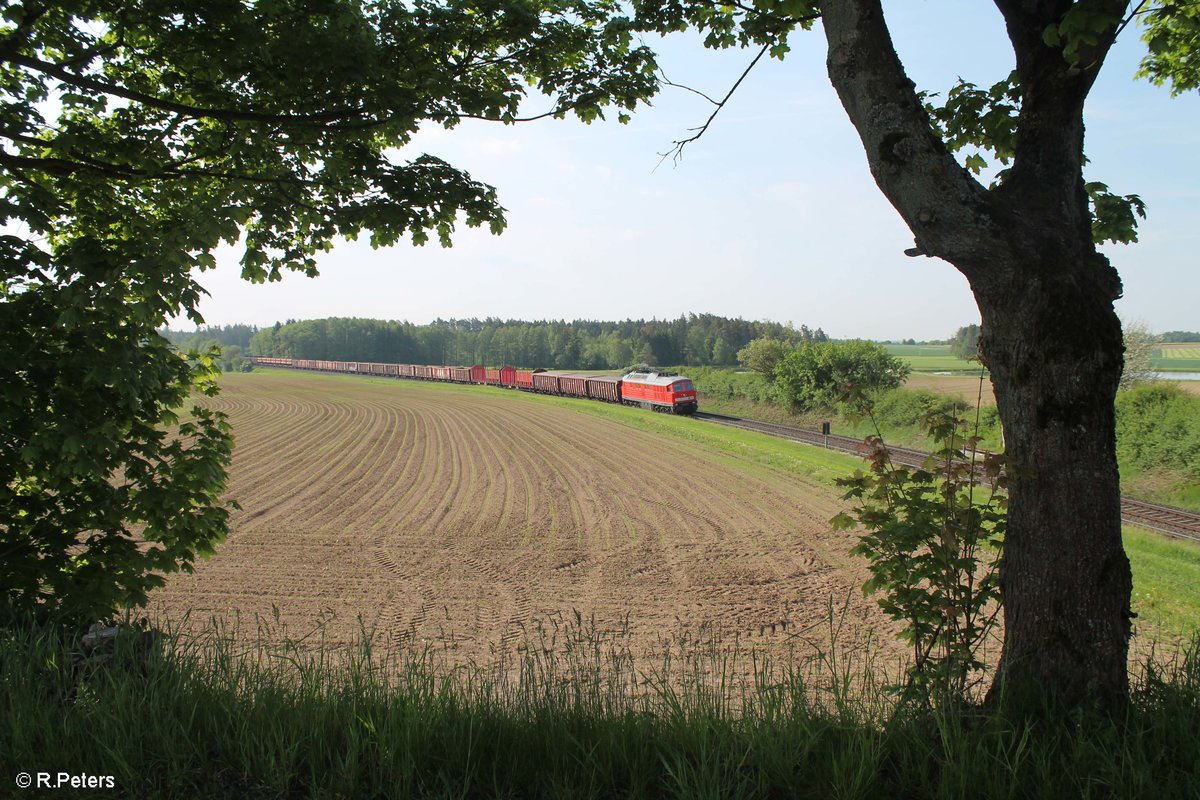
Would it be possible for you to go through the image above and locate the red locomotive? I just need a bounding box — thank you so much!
[619,370,698,414]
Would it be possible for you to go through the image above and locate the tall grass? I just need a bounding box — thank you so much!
[3,612,1199,799]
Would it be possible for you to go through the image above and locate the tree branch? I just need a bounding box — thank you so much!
[7,52,367,125]
[657,41,773,167]
[820,0,1011,287]
[0,149,312,188]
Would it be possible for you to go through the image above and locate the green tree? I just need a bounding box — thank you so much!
[773,340,910,411]
[950,324,982,361]
[0,1,654,625]
[711,336,736,366]
[630,0,1192,709]
[737,337,792,379]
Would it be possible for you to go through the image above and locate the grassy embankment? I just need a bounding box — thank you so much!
[5,369,1198,798]
[690,344,1200,511]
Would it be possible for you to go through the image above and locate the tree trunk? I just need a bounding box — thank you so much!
[819,0,1134,709]
[977,247,1132,710]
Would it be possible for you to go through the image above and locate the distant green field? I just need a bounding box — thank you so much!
[886,344,1200,374]
[881,344,985,374]
[882,344,955,358]
[1160,345,1200,358]
[1153,345,1200,372]
[1151,359,1200,372]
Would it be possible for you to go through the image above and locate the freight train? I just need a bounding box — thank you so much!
[248,357,700,414]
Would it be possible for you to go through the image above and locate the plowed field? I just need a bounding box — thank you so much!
[152,370,901,670]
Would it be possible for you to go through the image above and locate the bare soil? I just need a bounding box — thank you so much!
[905,373,997,406]
[152,371,905,674]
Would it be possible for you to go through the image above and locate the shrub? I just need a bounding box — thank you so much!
[869,389,971,429]
[834,410,1006,708]
[774,341,910,412]
[1116,384,1200,478]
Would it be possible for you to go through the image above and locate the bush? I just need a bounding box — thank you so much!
[869,389,971,429]
[1116,384,1200,478]
[681,367,779,405]
[835,410,1005,708]
[774,340,910,412]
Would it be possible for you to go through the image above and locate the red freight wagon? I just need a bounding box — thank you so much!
[470,364,487,384]
[369,362,387,376]
[396,364,413,378]
[585,375,620,403]
[532,372,560,394]
[556,374,590,398]
[485,368,501,386]
[499,365,517,387]
[412,365,432,380]
[515,368,544,390]
[620,370,699,414]
[450,367,471,383]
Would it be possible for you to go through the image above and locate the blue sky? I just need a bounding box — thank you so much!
[184,3,1198,341]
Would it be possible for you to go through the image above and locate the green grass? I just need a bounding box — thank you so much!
[3,616,1198,800]
[1151,357,1200,372]
[1125,526,1200,641]
[1120,466,1200,512]
[880,345,985,374]
[1158,346,1200,359]
[881,344,956,358]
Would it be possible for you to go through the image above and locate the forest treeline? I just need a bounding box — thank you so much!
[243,315,828,370]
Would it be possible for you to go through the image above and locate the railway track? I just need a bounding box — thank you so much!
[693,411,1200,544]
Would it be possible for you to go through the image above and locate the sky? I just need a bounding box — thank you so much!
[179,3,1199,341]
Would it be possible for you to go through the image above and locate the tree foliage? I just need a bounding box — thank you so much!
[0,0,658,625]
[835,411,1006,707]
[949,324,982,361]
[773,340,910,412]
[247,314,814,369]
[1159,331,1200,343]
[1138,0,1200,95]
[1115,383,1200,479]
[736,337,793,379]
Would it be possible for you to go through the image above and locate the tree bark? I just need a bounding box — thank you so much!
[819,0,1133,708]
[976,247,1131,710]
